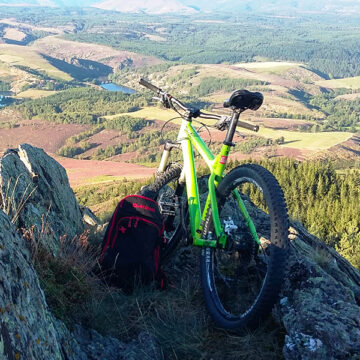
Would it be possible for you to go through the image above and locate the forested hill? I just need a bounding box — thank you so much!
[62,12,360,79]
[1,6,359,78]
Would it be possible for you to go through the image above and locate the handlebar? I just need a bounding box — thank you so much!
[238,121,259,132]
[139,78,259,133]
[139,78,162,94]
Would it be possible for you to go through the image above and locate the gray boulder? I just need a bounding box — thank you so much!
[0,208,68,359]
[0,144,84,254]
[0,206,161,360]
[277,224,360,360]
[0,145,162,360]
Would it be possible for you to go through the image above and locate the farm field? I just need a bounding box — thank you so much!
[106,107,178,123]
[110,105,352,152]
[0,119,90,155]
[253,127,353,151]
[55,156,156,188]
[14,89,57,99]
[316,76,360,89]
[233,61,303,74]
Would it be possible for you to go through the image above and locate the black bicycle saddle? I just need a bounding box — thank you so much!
[223,90,263,111]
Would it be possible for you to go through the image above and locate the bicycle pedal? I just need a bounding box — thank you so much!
[159,193,179,216]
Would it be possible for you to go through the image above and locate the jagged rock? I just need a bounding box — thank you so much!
[0,206,161,360]
[0,144,84,254]
[81,206,100,227]
[0,146,163,360]
[276,224,360,360]
[0,208,68,359]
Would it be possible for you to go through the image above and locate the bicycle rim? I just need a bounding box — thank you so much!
[201,164,288,329]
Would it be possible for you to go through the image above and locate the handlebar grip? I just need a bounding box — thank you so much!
[238,121,259,132]
[139,78,161,94]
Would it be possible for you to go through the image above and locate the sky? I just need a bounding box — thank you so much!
[1,0,360,14]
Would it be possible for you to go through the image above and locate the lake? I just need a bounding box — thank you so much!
[100,83,136,94]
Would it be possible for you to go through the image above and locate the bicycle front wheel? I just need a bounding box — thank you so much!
[200,164,289,330]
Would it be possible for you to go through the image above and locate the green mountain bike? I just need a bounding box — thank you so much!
[139,78,289,330]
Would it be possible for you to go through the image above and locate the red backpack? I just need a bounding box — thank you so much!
[99,195,166,292]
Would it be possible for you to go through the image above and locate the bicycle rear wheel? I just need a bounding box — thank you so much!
[200,164,289,330]
[142,164,186,263]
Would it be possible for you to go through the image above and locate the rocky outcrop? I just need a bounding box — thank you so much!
[0,207,161,360]
[247,195,360,359]
[276,224,360,360]
[0,208,67,359]
[0,144,84,254]
[0,144,162,360]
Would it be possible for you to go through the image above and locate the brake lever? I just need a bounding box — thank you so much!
[162,94,172,109]
[152,95,171,109]
[214,116,231,131]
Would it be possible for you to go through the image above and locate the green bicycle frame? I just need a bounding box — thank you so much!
[158,118,260,249]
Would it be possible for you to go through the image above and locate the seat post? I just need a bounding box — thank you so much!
[223,110,241,146]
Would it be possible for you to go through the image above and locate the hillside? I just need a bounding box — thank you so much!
[0,8,359,184]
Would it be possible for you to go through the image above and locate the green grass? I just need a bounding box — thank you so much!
[316,76,360,89]
[245,127,353,150]
[105,107,183,124]
[15,89,57,99]
[0,44,72,81]
[234,61,303,74]
[80,175,126,185]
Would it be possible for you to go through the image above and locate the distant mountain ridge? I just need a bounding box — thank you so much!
[181,0,360,14]
[1,0,360,14]
[0,0,195,13]
[94,0,195,14]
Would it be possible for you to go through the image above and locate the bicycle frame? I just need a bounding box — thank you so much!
[157,118,260,249]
